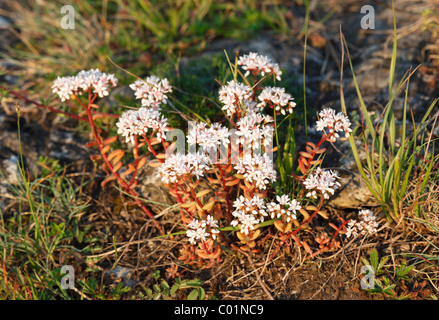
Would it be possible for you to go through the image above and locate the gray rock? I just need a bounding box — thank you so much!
[328,170,380,209]
[105,266,138,288]
[0,16,11,29]
[1,154,20,185]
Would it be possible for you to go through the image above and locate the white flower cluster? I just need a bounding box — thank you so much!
[235,112,274,149]
[242,99,263,114]
[316,108,352,142]
[187,122,230,152]
[158,152,209,184]
[129,76,172,109]
[52,68,118,102]
[266,195,301,223]
[230,195,268,235]
[234,154,276,190]
[237,52,282,81]
[257,87,296,115]
[346,209,379,238]
[116,107,169,144]
[218,80,252,116]
[186,215,220,244]
[303,167,341,200]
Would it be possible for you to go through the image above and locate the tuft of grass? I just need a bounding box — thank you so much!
[0,110,95,299]
[136,270,206,300]
[360,248,435,300]
[3,0,292,88]
[339,0,439,222]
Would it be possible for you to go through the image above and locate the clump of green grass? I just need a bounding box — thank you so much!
[3,0,292,87]
[340,0,439,222]
[0,111,95,299]
[136,270,206,300]
[116,0,291,53]
[360,248,435,300]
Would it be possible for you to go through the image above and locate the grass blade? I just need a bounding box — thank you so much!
[388,0,397,97]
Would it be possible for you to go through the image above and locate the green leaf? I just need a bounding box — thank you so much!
[396,263,414,280]
[184,279,204,287]
[145,288,153,299]
[187,289,199,300]
[370,249,379,272]
[377,256,389,275]
[161,280,170,292]
[361,257,370,268]
[170,283,180,296]
[153,284,161,293]
[388,0,397,97]
[198,287,205,300]
[152,270,161,280]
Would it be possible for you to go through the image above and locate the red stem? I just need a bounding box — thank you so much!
[215,164,233,221]
[1,86,120,120]
[143,132,164,163]
[129,136,140,187]
[269,196,324,260]
[76,92,163,233]
[2,86,87,121]
[188,184,208,216]
[174,182,193,219]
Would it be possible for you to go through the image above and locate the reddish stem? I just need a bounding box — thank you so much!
[161,137,168,154]
[215,164,233,221]
[269,196,324,260]
[76,92,163,233]
[143,132,164,163]
[2,86,119,121]
[188,183,208,216]
[129,136,140,187]
[174,182,193,219]
[298,133,332,198]
[2,86,87,121]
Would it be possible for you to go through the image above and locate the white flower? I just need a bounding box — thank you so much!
[237,52,282,81]
[234,154,276,190]
[242,99,262,115]
[186,216,220,244]
[187,122,230,152]
[303,167,341,200]
[231,195,268,235]
[267,195,301,222]
[232,212,260,235]
[51,76,76,102]
[257,87,296,115]
[129,76,172,109]
[276,194,290,205]
[186,221,208,244]
[218,80,252,116]
[315,108,352,142]
[205,215,219,229]
[51,69,118,101]
[116,107,169,144]
[235,112,274,149]
[158,152,209,184]
[345,209,379,238]
[77,69,118,98]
